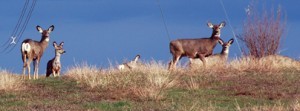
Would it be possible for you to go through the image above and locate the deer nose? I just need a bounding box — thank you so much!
[63,51,66,53]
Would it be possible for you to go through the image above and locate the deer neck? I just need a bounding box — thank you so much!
[211,30,221,38]
[39,36,50,49]
[54,51,61,62]
[221,48,229,55]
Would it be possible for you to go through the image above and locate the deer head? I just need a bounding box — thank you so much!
[207,21,226,37]
[53,41,66,55]
[218,38,234,54]
[36,25,54,42]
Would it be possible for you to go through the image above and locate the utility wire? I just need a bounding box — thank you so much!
[1,0,29,48]
[220,0,243,55]
[2,0,37,54]
[156,0,171,41]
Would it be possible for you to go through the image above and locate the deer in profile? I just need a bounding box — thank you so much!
[189,38,234,66]
[21,25,54,79]
[46,41,66,77]
[118,55,141,70]
[168,21,226,70]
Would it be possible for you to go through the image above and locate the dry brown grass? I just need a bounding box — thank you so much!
[237,101,300,111]
[188,55,300,74]
[66,55,300,92]
[65,61,178,101]
[0,70,23,91]
[62,55,300,110]
[230,55,300,73]
[0,55,299,110]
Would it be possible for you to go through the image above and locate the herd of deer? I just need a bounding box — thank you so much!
[20,21,233,79]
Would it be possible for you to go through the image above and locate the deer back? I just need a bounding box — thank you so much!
[170,38,220,58]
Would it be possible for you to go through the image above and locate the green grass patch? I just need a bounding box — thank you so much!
[83,101,131,110]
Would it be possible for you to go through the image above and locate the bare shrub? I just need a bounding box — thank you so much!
[0,70,23,91]
[239,3,286,58]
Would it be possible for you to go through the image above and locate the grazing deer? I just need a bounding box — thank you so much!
[46,41,66,77]
[168,21,226,70]
[189,38,234,66]
[21,25,54,79]
[118,55,141,70]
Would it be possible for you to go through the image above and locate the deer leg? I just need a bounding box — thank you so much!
[35,60,39,79]
[169,55,180,70]
[53,69,56,77]
[198,54,206,68]
[22,55,27,80]
[188,58,194,68]
[58,68,61,77]
[57,69,60,77]
[22,62,26,80]
[26,59,32,80]
[22,64,26,80]
[33,60,37,80]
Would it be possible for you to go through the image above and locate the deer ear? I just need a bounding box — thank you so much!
[36,25,43,33]
[207,22,213,28]
[219,21,226,28]
[218,39,224,45]
[228,38,234,44]
[53,41,58,47]
[59,42,64,46]
[48,25,54,33]
[134,55,140,62]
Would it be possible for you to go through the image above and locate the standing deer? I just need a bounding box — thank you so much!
[46,41,66,77]
[118,55,141,70]
[189,38,234,66]
[168,21,226,70]
[21,25,54,79]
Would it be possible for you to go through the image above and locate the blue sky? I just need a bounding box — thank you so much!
[0,0,299,74]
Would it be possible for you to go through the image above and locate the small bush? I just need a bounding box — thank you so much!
[239,3,286,58]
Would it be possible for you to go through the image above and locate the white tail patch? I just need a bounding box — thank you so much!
[21,43,31,52]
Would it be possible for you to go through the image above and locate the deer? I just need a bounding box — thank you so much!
[46,41,66,77]
[168,21,226,70]
[21,25,54,79]
[189,38,234,67]
[118,54,141,70]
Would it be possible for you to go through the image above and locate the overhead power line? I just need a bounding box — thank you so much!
[1,0,29,48]
[219,0,243,55]
[1,0,37,54]
[156,0,171,42]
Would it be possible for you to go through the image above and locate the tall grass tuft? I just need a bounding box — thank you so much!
[229,55,300,73]
[65,61,178,101]
[188,55,300,74]
[0,70,23,91]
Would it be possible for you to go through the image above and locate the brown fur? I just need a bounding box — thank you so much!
[168,21,226,70]
[46,41,65,77]
[21,25,54,79]
[118,55,141,70]
[189,38,234,67]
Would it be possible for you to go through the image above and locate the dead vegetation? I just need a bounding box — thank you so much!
[1,56,300,110]
[0,70,23,91]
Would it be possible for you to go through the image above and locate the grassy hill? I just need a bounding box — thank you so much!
[1,56,300,110]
